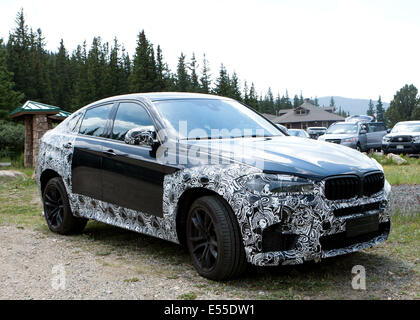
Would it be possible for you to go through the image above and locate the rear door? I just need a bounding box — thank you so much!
[367,123,387,149]
[101,101,176,217]
[71,103,114,201]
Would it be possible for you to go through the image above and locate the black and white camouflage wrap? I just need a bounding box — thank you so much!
[36,114,391,267]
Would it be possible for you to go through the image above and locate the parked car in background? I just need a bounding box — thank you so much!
[288,129,310,138]
[307,127,327,139]
[346,115,374,123]
[35,92,391,280]
[319,121,388,152]
[382,121,420,154]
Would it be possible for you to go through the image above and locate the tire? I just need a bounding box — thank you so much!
[42,177,87,235]
[186,196,248,280]
[356,143,362,152]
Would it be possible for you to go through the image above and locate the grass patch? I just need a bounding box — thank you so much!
[124,277,139,283]
[178,292,197,300]
[368,154,420,185]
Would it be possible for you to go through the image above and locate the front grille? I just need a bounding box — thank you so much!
[390,136,412,142]
[324,172,384,200]
[363,172,385,196]
[320,221,390,251]
[326,139,341,144]
[334,202,381,217]
[324,176,361,200]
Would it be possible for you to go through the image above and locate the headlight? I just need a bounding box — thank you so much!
[238,174,314,194]
[342,137,357,143]
[382,136,391,143]
[413,136,420,143]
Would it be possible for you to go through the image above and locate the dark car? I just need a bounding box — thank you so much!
[382,121,420,154]
[36,93,391,280]
[306,127,327,139]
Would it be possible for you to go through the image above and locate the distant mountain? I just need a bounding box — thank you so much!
[317,97,390,116]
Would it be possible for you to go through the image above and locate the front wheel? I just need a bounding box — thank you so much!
[43,177,87,235]
[186,196,248,280]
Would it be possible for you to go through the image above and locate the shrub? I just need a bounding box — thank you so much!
[0,120,24,159]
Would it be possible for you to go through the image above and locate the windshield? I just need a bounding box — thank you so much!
[154,99,283,139]
[392,123,420,133]
[289,130,304,137]
[326,123,358,134]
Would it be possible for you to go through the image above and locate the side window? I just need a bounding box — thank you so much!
[377,124,386,132]
[111,102,154,141]
[79,104,113,137]
[67,112,82,132]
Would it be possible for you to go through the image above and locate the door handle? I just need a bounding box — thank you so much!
[103,149,117,156]
[63,142,72,149]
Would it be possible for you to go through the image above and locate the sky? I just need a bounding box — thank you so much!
[1,0,420,103]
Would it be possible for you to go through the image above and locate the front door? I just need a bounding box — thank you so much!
[101,101,175,217]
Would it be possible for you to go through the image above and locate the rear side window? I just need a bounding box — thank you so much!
[111,102,154,141]
[79,104,113,137]
[368,123,387,132]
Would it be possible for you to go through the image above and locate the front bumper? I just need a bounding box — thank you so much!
[382,142,420,154]
[244,181,391,266]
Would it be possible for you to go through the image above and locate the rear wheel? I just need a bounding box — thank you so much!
[186,196,247,280]
[43,177,87,235]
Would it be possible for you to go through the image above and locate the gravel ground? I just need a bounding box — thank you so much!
[389,184,420,215]
[0,184,418,300]
[0,224,234,300]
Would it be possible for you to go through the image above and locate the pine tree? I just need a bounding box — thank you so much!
[247,83,259,111]
[199,54,211,93]
[293,95,300,108]
[230,72,242,101]
[189,53,200,92]
[213,64,230,97]
[330,96,335,107]
[386,84,419,126]
[376,96,386,123]
[55,39,72,109]
[130,30,158,93]
[367,99,375,117]
[0,38,23,119]
[176,52,190,92]
[6,9,36,100]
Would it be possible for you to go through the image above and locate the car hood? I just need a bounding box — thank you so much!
[385,132,420,138]
[180,136,381,180]
[318,133,357,140]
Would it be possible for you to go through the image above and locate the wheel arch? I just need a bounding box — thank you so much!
[175,187,232,248]
[40,169,61,195]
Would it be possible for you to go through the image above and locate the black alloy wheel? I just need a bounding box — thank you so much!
[42,177,87,235]
[44,183,64,229]
[186,196,248,280]
[188,207,219,273]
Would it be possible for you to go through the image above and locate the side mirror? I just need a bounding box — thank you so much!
[387,129,391,133]
[125,126,156,147]
[360,130,367,135]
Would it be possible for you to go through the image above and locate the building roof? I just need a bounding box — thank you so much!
[273,101,345,124]
[48,110,72,121]
[9,100,61,118]
[261,113,277,121]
